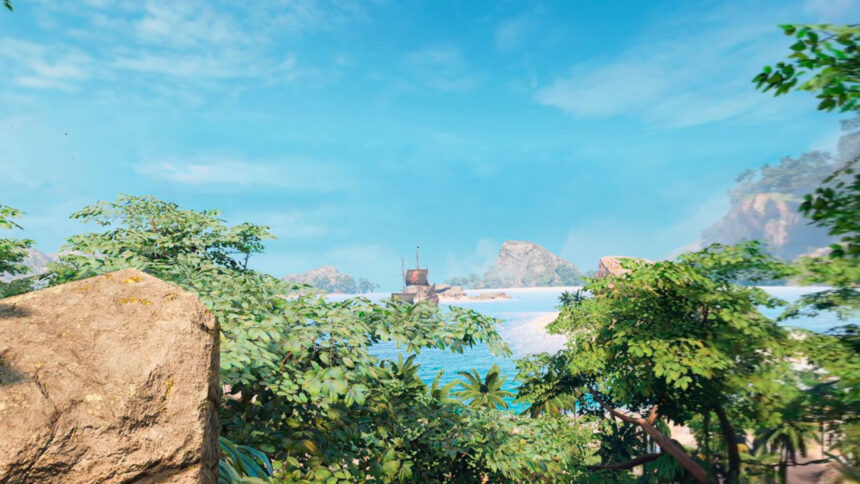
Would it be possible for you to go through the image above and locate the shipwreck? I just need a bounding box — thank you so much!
[391,247,439,305]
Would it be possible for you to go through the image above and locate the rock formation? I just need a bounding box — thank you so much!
[701,193,832,261]
[481,241,581,288]
[596,256,654,278]
[0,269,219,483]
[698,123,860,261]
[283,265,358,293]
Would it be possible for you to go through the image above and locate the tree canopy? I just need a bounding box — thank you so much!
[45,194,597,482]
[754,24,860,112]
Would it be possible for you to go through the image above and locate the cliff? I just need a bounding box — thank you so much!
[701,192,833,261]
[699,122,860,261]
[480,240,581,288]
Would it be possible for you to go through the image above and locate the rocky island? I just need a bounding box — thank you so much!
[283,265,378,294]
[448,240,583,289]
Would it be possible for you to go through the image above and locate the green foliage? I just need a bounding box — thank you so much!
[452,363,514,409]
[558,289,587,308]
[50,194,596,482]
[799,157,860,259]
[0,204,34,286]
[555,265,583,286]
[445,273,483,289]
[357,277,379,293]
[520,242,801,481]
[3,0,11,13]
[727,151,835,203]
[515,351,580,418]
[754,24,860,113]
[220,436,275,484]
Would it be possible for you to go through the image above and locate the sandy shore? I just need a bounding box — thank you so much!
[523,311,560,331]
[469,286,582,294]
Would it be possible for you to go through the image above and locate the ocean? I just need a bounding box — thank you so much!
[331,286,858,413]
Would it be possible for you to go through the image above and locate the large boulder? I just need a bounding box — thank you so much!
[0,269,219,483]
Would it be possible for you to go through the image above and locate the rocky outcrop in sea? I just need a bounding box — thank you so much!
[480,240,581,288]
[283,265,359,293]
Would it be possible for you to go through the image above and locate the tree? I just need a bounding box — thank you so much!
[754,23,860,482]
[452,364,514,410]
[754,24,860,112]
[49,194,597,482]
[0,204,35,298]
[357,277,379,293]
[519,242,797,483]
[0,204,33,278]
[558,289,587,308]
[799,157,859,259]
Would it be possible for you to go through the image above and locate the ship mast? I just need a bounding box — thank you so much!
[401,257,406,292]
[416,245,420,269]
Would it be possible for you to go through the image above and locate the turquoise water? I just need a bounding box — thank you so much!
[331,286,858,413]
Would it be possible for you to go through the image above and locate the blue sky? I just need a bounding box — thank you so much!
[0,0,856,289]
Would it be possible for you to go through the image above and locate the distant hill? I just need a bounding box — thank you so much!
[0,248,58,282]
[448,240,582,288]
[698,121,859,261]
[283,266,378,294]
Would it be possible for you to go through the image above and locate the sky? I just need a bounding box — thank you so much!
[0,0,857,290]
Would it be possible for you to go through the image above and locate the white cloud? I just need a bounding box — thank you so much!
[534,4,810,127]
[135,1,250,49]
[135,156,346,192]
[4,0,361,97]
[0,39,93,90]
[236,207,343,240]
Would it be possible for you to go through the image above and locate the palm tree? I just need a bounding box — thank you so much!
[558,289,587,307]
[519,394,577,418]
[452,364,514,409]
[428,370,461,405]
[754,417,819,484]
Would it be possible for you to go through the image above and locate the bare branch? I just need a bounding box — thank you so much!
[589,453,662,471]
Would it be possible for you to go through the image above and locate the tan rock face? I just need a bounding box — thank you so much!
[483,241,580,288]
[596,256,653,278]
[0,269,219,484]
[702,192,833,261]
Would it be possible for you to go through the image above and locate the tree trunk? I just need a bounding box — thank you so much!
[589,453,662,470]
[703,411,711,468]
[714,404,741,484]
[590,391,713,483]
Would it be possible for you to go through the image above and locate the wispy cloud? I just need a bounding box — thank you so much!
[0,39,93,90]
[8,0,364,97]
[402,45,481,92]
[135,155,347,192]
[534,4,819,127]
[236,207,344,240]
